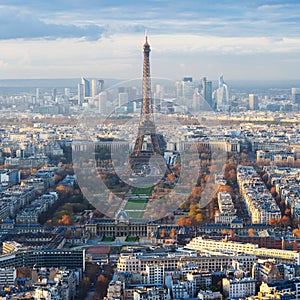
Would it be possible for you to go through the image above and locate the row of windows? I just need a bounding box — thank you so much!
[0,251,84,269]
[230,285,255,289]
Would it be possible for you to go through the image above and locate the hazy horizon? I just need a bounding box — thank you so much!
[0,78,299,88]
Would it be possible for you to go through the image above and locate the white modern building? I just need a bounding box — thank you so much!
[146,264,164,285]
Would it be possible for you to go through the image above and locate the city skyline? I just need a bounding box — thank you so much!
[1,3,300,295]
[0,1,299,80]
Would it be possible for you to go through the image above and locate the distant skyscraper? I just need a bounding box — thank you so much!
[201,77,213,108]
[192,88,201,111]
[77,83,84,106]
[64,88,70,99]
[91,79,104,97]
[52,88,57,102]
[98,80,104,92]
[214,75,229,111]
[291,88,299,96]
[176,77,195,109]
[127,101,137,113]
[91,79,97,98]
[98,92,107,114]
[154,84,163,110]
[118,92,128,107]
[219,75,224,86]
[81,78,91,97]
[35,88,40,102]
[292,88,300,109]
[155,84,163,96]
[175,81,183,103]
[249,94,258,110]
[183,77,193,82]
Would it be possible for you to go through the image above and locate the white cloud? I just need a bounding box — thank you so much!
[257,3,300,13]
[0,5,105,40]
[257,4,290,11]
[0,60,8,67]
[0,33,300,80]
[120,33,300,55]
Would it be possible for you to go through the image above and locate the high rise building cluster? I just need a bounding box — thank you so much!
[175,75,229,112]
[77,77,105,108]
[2,78,300,118]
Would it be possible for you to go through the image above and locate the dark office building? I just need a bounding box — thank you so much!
[0,249,85,271]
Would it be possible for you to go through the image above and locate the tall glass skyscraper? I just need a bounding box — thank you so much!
[201,77,212,108]
[81,77,91,97]
[214,75,229,111]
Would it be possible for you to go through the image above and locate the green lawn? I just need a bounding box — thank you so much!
[127,211,144,218]
[125,199,148,210]
[132,187,153,195]
[125,236,139,242]
[102,237,115,242]
[127,199,148,202]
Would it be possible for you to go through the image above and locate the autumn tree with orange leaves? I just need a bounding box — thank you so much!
[58,214,72,225]
[248,228,255,236]
[293,229,300,238]
[177,217,187,226]
[170,228,177,239]
[177,217,194,227]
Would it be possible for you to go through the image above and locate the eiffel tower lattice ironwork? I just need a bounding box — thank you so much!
[129,37,163,170]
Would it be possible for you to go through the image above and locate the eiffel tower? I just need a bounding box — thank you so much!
[129,37,164,172]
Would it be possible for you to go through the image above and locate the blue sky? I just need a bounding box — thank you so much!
[0,0,299,80]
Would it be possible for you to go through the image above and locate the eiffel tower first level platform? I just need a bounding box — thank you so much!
[129,119,163,169]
